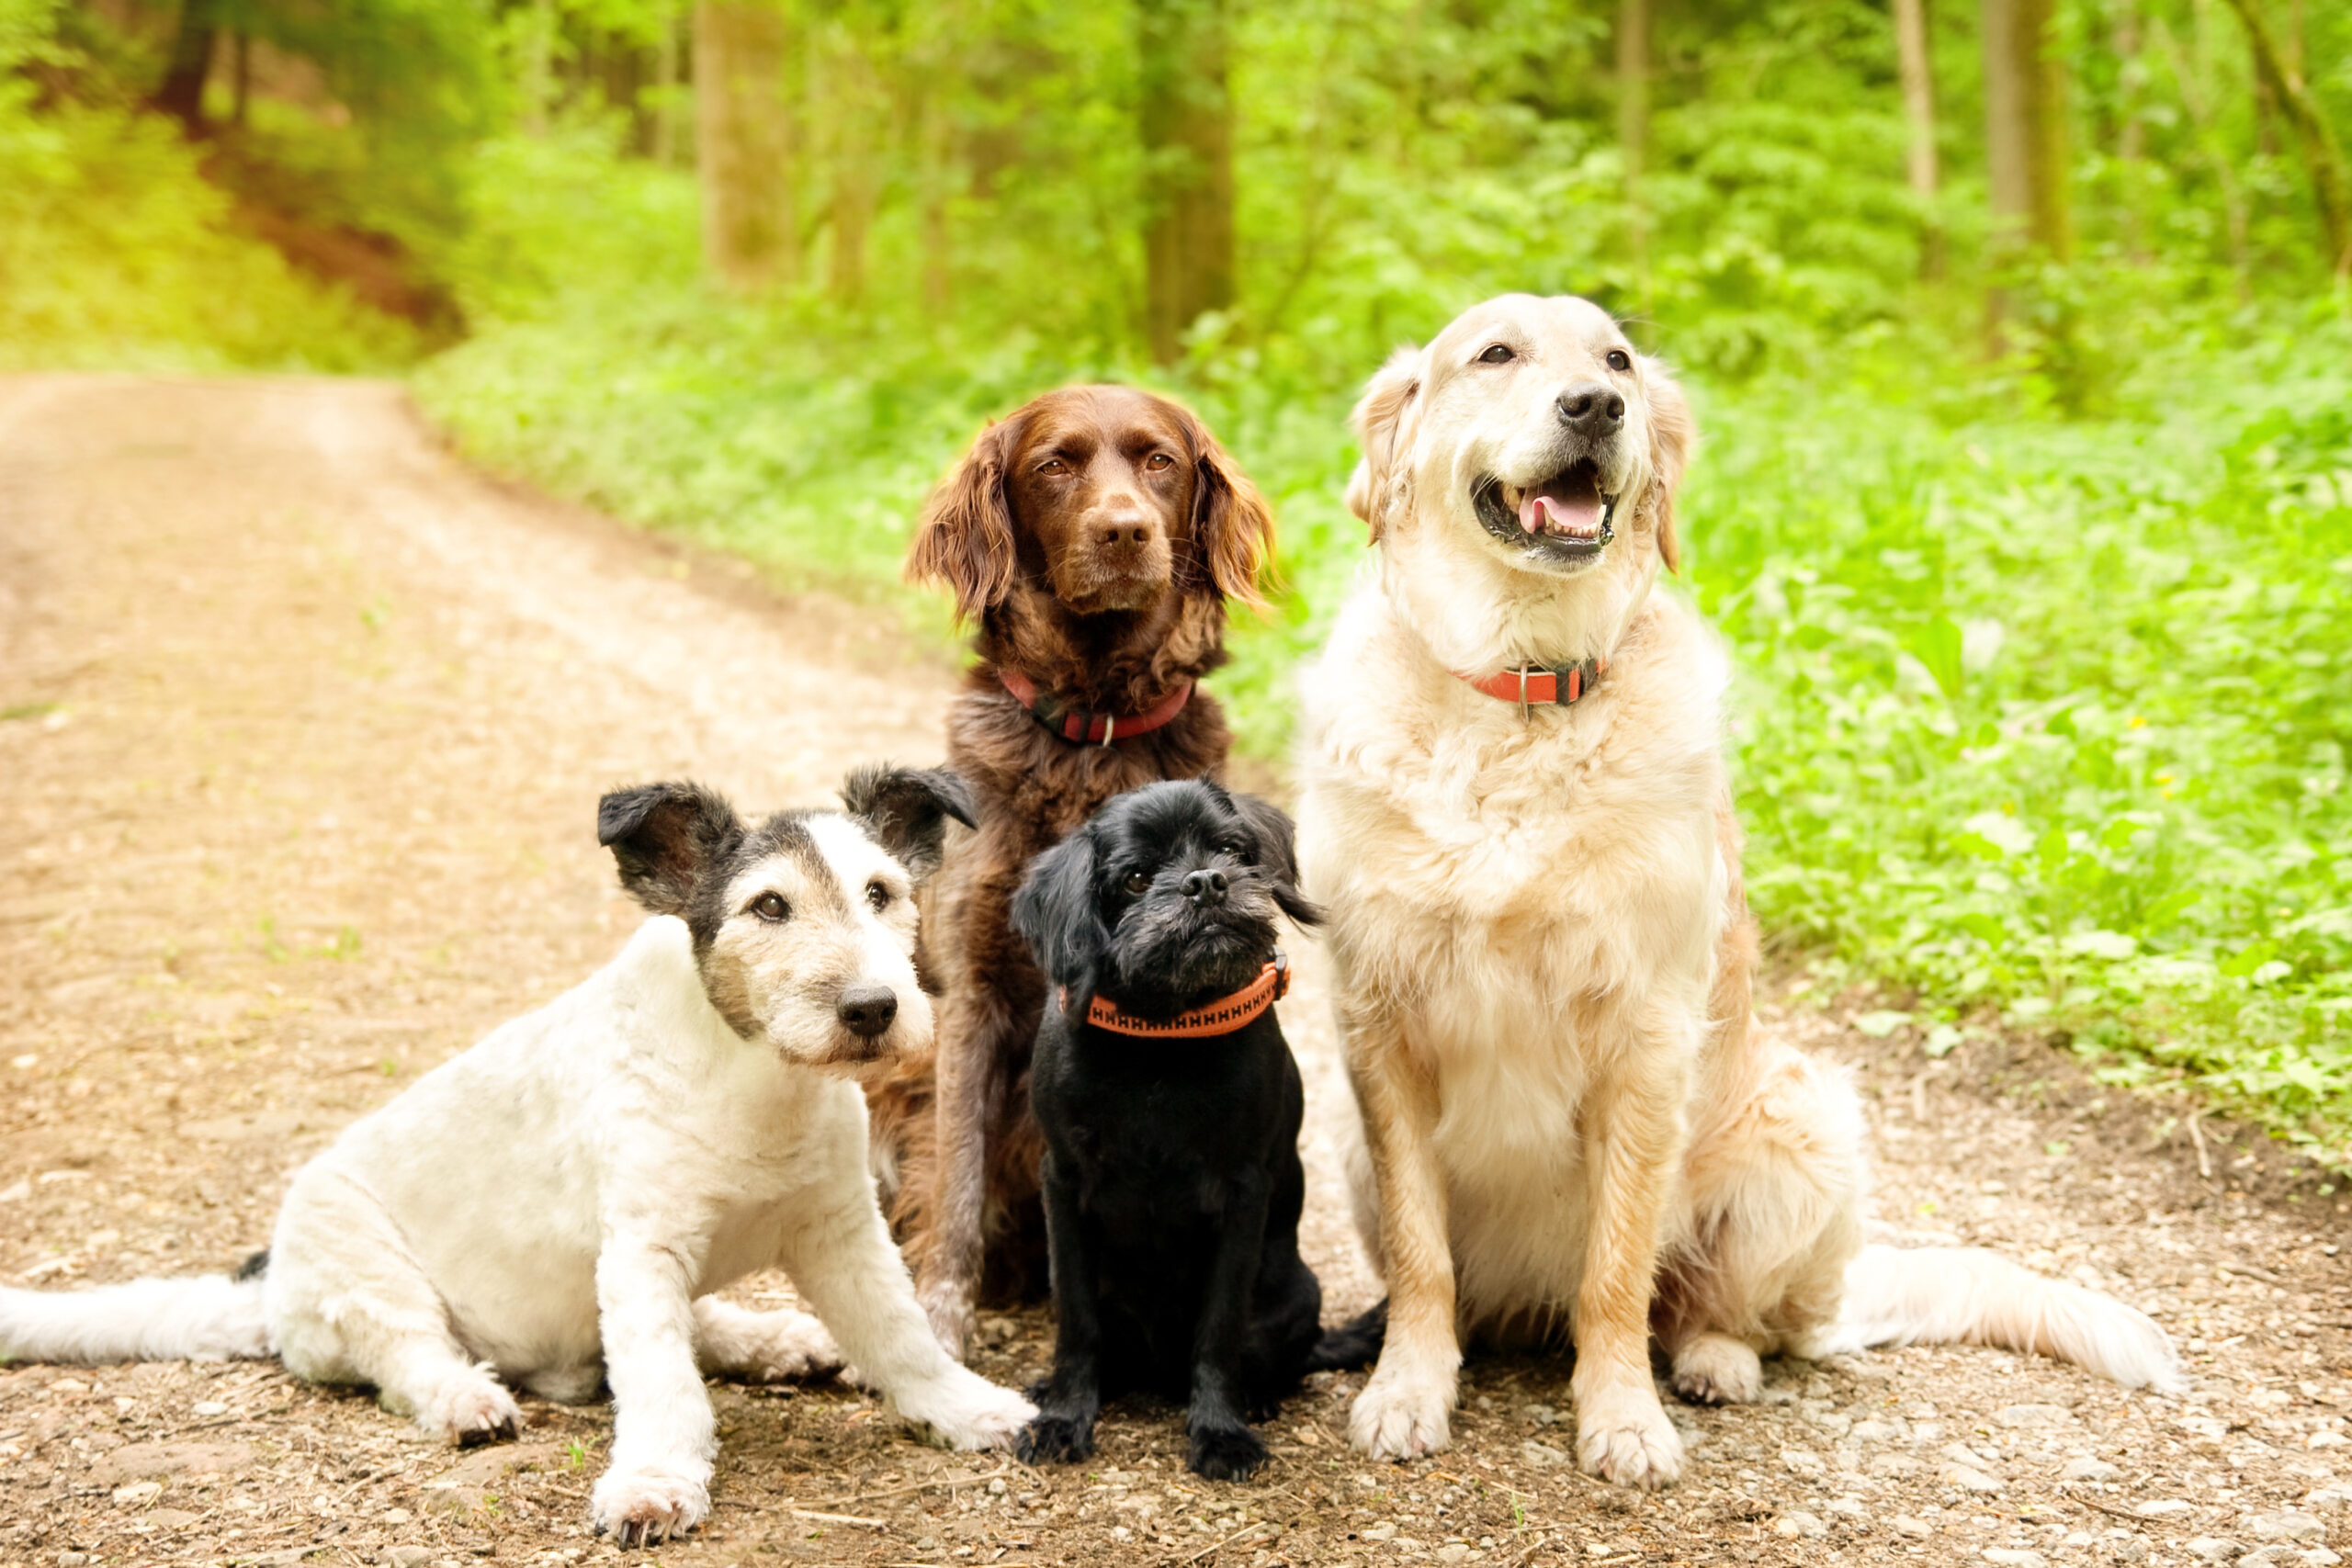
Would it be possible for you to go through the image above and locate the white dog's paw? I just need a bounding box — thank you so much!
[895,1370,1037,1451]
[918,1278,977,1362]
[731,1311,842,1382]
[1669,1336,1762,1406]
[1348,1364,1454,1461]
[1575,1387,1684,1489]
[419,1370,523,1448]
[591,1461,710,1548]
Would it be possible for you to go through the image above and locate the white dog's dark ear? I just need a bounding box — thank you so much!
[841,764,977,886]
[1641,357,1697,574]
[598,782,743,916]
[1345,345,1424,542]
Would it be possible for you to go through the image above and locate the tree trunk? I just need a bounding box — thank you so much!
[2152,13,2255,299]
[1138,0,1237,364]
[825,33,880,307]
[2113,0,2149,263]
[654,13,682,166]
[1893,0,1942,276]
[695,0,797,293]
[153,0,220,136]
[1981,0,2070,258]
[1617,0,1651,310]
[2218,0,2352,278]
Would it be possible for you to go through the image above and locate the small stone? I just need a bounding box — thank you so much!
[1362,1523,1397,1541]
[1982,1551,2047,1567]
[1435,1548,1474,1564]
[1850,1418,1903,1444]
[1781,1448,1826,1477]
[2306,1488,2352,1512]
[1893,1517,1934,1539]
[1772,1513,1827,1539]
[1524,1404,1561,1427]
[190,1401,227,1416]
[2135,1499,2194,1517]
[1997,1404,2072,1428]
[381,1508,412,1525]
[1521,1440,1569,1468]
[2310,1432,2352,1450]
[388,1550,434,1568]
[1943,1464,2007,1494]
[1824,1497,1870,1519]
[2251,1515,2329,1542]
[2107,1539,2150,1563]
[57,1555,89,1568]
[112,1480,163,1506]
[2183,1539,2242,1563]
[2301,1551,2343,1567]
[2063,1456,2122,1483]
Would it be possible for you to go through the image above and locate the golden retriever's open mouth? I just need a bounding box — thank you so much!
[1475,461,1617,560]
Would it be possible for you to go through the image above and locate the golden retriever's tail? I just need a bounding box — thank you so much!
[1804,1244,2185,1393]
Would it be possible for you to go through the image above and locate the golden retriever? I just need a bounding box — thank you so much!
[1294,293,2181,1489]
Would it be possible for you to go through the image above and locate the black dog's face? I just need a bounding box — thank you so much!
[1012,781,1319,1020]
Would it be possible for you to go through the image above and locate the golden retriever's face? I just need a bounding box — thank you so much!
[1347,294,1692,580]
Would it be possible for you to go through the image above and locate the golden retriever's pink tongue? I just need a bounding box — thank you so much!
[1518,491,1605,539]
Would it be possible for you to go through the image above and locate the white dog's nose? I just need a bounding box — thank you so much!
[836,985,899,1038]
[1558,382,1625,435]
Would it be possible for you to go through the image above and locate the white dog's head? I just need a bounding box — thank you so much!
[596,766,973,1070]
[1346,295,1695,598]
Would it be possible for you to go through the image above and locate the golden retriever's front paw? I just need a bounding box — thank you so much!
[1348,1366,1454,1461]
[1669,1334,1762,1406]
[591,1461,710,1547]
[1575,1389,1684,1489]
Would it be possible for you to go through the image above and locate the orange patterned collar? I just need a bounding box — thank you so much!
[1066,953,1290,1039]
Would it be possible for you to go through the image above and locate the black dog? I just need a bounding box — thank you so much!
[1009,780,1379,1480]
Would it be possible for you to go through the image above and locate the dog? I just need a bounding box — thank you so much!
[867,384,1279,1357]
[1006,781,1380,1479]
[1292,293,2183,1489]
[0,766,1035,1544]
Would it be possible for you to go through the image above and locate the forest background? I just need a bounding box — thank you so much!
[3,0,2350,1163]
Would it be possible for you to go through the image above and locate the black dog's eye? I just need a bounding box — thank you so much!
[1122,871,1150,896]
[1144,452,1174,471]
[751,892,789,922]
[1477,343,1515,364]
[866,881,890,912]
[1605,349,1634,372]
[1221,837,1252,860]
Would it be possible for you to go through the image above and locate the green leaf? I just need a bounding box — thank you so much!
[2035,824,2071,873]
[1853,1010,1913,1038]
[1905,615,1964,700]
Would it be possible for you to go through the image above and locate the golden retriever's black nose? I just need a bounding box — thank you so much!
[1559,382,1626,434]
[1182,868,1229,906]
[837,985,899,1037]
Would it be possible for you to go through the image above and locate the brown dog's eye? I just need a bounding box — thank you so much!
[751,892,789,922]
[1123,872,1150,896]
[1145,452,1174,471]
[1477,344,1515,364]
[1605,349,1634,372]
[1038,457,1069,476]
[866,881,890,912]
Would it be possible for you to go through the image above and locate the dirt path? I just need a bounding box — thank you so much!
[2,375,2348,1568]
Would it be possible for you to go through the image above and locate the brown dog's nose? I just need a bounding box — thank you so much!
[1097,522,1154,547]
[836,985,898,1038]
[1558,381,1625,434]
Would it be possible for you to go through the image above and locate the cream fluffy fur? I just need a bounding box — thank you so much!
[1296,295,2181,1491]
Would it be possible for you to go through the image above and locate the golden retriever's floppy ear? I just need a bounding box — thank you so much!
[1641,358,1697,575]
[906,416,1021,620]
[1344,345,1423,542]
[1176,403,1275,608]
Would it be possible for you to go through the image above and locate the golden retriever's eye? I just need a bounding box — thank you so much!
[1477,344,1516,365]
[751,892,789,922]
[1038,457,1069,476]
[1145,452,1174,471]
[1122,871,1151,896]
[866,881,890,912]
[1605,349,1634,372]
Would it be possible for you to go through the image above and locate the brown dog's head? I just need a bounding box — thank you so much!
[907,385,1274,621]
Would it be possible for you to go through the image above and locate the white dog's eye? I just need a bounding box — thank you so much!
[751,892,789,922]
[1123,871,1150,895]
[866,880,890,912]
[1477,344,1515,365]
[1605,349,1634,372]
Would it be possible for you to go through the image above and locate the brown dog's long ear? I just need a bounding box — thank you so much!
[1641,357,1697,574]
[1180,407,1275,607]
[906,418,1020,620]
[1344,345,1424,542]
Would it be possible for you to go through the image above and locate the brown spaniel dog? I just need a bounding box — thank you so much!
[868,385,1275,1355]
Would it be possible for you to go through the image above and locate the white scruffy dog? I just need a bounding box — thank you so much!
[0,765,1035,1545]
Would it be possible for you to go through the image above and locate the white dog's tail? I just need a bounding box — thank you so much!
[0,1268,272,1365]
[1805,1244,2185,1393]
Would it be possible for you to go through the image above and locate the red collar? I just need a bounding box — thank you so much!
[1066,954,1291,1039]
[999,669,1194,745]
[1455,656,1607,715]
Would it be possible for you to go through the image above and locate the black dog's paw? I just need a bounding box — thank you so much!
[1187,1421,1267,1482]
[1017,1410,1098,1465]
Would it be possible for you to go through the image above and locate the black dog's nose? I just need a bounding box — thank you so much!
[836,985,899,1038]
[1558,381,1625,434]
[1181,867,1229,906]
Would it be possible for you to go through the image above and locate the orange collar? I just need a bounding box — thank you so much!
[999,669,1195,746]
[1455,655,1607,715]
[1067,954,1290,1039]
